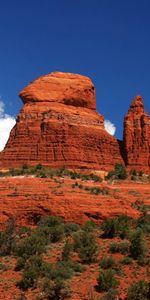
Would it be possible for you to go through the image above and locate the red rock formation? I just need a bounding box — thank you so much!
[20,72,96,110]
[0,72,123,170]
[123,95,150,171]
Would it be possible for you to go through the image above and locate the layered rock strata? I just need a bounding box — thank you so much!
[0,72,123,170]
[0,73,149,171]
[123,95,150,171]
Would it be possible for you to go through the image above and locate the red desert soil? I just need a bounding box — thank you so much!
[0,176,149,228]
[0,176,149,300]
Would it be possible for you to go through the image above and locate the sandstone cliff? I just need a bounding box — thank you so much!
[123,95,150,171]
[0,72,123,170]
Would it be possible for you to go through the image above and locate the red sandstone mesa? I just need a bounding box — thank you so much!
[0,72,123,170]
[0,72,149,171]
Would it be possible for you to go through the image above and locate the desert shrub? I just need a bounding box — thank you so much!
[64,223,80,235]
[34,164,43,170]
[67,260,85,273]
[17,255,45,290]
[17,267,38,290]
[97,269,119,292]
[137,256,150,266]
[0,262,8,271]
[99,256,118,270]
[89,187,109,195]
[0,218,15,256]
[37,216,64,243]
[101,218,118,238]
[35,226,54,242]
[88,173,102,182]
[117,215,132,239]
[82,220,97,232]
[38,215,64,228]
[106,164,127,180]
[73,230,98,263]
[127,280,150,300]
[15,257,26,271]
[121,256,133,265]
[48,226,64,243]
[17,226,31,237]
[61,240,73,261]
[49,260,84,281]
[101,215,132,239]
[98,288,119,300]
[14,233,47,259]
[71,182,83,189]
[36,224,64,244]
[90,187,101,195]
[39,277,71,300]
[0,231,13,256]
[131,200,145,211]
[109,241,130,254]
[129,228,146,260]
[70,171,81,179]
[131,175,137,181]
[136,212,150,234]
[52,261,74,280]
[130,169,137,176]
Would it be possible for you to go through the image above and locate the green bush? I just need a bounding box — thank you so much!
[38,215,64,228]
[0,218,15,256]
[121,256,133,265]
[14,233,47,259]
[101,218,118,238]
[106,164,127,180]
[36,224,64,243]
[62,240,72,261]
[48,225,64,243]
[109,241,130,254]
[52,261,74,280]
[67,260,85,273]
[64,223,80,235]
[15,257,26,271]
[17,267,38,290]
[136,212,150,234]
[39,277,71,300]
[127,280,150,300]
[17,226,31,237]
[97,269,119,292]
[98,288,119,300]
[129,228,146,260]
[37,216,64,243]
[99,256,118,270]
[101,215,132,239]
[73,230,98,263]
[82,220,97,232]
[17,255,45,290]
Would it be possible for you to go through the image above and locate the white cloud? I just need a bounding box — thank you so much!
[0,100,16,151]
[104,119,116,136]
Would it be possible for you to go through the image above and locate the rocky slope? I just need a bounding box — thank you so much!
[0,72,123,170]
[0,175,149,228]
[0,176,149,300]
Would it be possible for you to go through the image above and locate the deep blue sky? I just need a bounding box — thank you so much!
[0,0,150,139]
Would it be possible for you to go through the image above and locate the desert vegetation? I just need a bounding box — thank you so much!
[0,209,149,299]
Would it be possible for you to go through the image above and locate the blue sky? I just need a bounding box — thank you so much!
[0,0,150,144]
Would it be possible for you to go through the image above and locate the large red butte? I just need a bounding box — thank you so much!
[0,72,149,171]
